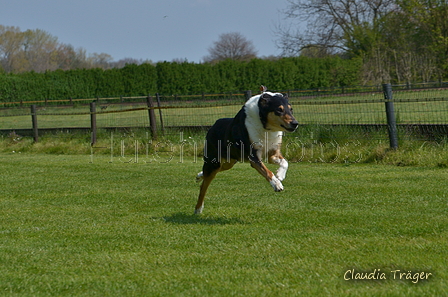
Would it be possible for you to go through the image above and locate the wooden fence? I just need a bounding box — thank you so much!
[3,84,448,149]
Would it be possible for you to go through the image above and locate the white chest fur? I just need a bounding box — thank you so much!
[244,93,284,159]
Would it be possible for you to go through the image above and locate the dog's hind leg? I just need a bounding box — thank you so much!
[195,163,220,214]
[195,159,237,214]
[195,170,218,214]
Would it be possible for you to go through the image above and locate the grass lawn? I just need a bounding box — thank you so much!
[0,154,447,296]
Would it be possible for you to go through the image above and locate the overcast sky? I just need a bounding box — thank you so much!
[2,0,292,63]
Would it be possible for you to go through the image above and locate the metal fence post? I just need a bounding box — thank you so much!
[382,83,398,149]
[31,105,38,142]
[90,102,97,145]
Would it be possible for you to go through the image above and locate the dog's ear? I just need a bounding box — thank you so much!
[259,93,271,107]
[258,93,271,129]
[282,93,289,100]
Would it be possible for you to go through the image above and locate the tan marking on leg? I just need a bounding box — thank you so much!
[251,159,283,192]
[250,159,274,182]
[268,149,284,164]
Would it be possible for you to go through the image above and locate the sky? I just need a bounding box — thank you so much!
[2,0,292,63]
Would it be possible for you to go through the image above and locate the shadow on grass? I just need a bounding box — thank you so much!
[163,212,247,225]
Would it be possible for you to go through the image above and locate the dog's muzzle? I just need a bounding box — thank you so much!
[282,120,299,132]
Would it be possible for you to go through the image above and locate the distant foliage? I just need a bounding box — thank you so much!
[0,57,361,102]
[203,32,258,63]
[277,0,448,84]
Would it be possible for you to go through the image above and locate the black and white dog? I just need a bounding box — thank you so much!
[195,86,298,214]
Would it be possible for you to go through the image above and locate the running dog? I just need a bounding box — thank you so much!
[195,86,298,214]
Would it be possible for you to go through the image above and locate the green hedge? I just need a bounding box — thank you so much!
[0,57,361,102]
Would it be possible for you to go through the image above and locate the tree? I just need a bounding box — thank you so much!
[277,0,396,57]
[22,29,59,72]
[87,53,113,69]
[203,32,257,62]
[0,25,118,73]
[277,0,448,83]
[54,44,89,70]
[395,0,448,78]
[111,58,150,68]
[0,25,24,72]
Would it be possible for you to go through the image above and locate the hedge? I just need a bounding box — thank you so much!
[0,56,362,102]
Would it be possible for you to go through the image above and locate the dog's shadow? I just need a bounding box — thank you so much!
[163,212,247,225]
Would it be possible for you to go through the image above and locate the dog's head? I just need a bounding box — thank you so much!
[258,92,298,132]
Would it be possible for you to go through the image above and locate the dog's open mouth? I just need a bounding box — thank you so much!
[281,124,298,132]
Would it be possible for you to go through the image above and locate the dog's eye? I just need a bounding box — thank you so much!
[275,107,284,115]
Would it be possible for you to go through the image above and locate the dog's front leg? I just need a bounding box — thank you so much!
[276,158,288,181]
[268,150,288,181]
[249,153,284,192]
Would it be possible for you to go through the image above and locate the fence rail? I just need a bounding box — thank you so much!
[0,93,247,107]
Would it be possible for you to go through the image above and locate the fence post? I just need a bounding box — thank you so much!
[31,105,38,142]
[382,83,398,149]
[147,95,157,139]
[156,93,165,135]
[90,102,97,145]
[245,90,252,101]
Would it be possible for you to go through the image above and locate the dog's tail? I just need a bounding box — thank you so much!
[260,85,267,93]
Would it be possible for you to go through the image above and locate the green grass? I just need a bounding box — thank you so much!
[1,154,447,296]
[2,126,448,167]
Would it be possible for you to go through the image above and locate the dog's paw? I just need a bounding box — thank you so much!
[196,171,204,183]
[195,206,204,214]
[270,176,284,192]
